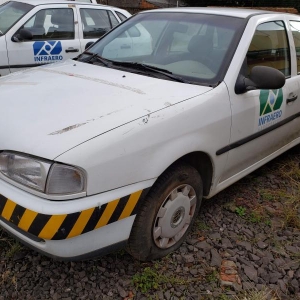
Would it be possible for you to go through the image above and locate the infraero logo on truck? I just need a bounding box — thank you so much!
[33,41,63,62]
[258,89,283,130]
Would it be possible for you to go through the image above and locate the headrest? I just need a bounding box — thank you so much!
[51,11,73,26]
[188,35,213,57]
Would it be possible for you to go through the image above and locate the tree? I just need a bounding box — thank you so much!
[184,0,300,11]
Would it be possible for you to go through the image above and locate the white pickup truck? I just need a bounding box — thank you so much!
[0,0,130,76]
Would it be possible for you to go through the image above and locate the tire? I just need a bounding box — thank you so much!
[126,162,203,261]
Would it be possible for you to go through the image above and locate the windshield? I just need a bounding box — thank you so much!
[0,1,33,35]
[80,12,245,86]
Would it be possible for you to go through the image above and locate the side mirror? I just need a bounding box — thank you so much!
[235,66,285,94]
[85,41,94,50]
[12,29,33,42]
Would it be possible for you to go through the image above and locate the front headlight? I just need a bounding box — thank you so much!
[0,152,86,196]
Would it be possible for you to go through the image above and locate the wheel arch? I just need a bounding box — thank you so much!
[157,151,214,197]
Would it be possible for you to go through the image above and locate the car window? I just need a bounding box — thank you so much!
[289,21,300,74]
[86,12,245,86]
[22,8,74,40]
[80,8,113,39]
[115,11,127,22]
[108,11,119,28]
[0,1,33,35]
[247,21,290,77]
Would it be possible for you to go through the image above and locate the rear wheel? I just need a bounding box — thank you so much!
[126,162,203,261]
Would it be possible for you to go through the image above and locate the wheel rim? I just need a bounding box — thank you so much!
[153,184,197,249]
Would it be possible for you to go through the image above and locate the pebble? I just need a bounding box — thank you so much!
[1,152,300,299]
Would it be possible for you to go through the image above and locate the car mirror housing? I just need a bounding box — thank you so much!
[235,66,286,94]
[85,41,94,50]
[12,28,33,42]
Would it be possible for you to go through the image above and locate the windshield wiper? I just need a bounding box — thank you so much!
[80,52,112,67]
[111,61,189,83]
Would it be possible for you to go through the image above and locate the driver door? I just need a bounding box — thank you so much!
[220,17,300,183]
[6,4,80,73]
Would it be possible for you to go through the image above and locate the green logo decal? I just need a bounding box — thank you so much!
[258,89,283,127]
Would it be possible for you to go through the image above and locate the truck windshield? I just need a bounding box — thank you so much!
[0,1,33,35]
[82,12,246,86]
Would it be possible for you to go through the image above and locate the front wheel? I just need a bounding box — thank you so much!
[126,162,203,261]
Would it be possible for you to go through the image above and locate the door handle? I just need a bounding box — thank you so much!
[65,48,79,53]
[287,95,298,104]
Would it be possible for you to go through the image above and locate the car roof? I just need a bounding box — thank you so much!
[6,0,120,9]
[140,7,276,18]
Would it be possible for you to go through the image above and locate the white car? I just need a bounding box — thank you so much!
[0,7,299,261]
[0,0,130,76]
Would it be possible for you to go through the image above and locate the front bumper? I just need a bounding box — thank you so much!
[0,178,153,259]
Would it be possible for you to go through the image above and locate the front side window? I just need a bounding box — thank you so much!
[0,1,33,35]
[80,9,113,39]
[22,8,74,40]
[247,21,290,76]
[289,21,300,74]
[80,12,245,86]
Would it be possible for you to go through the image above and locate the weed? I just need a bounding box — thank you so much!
[132,266,188,294]
[264,218,271,226]
[260,190,274,201]
[1,270,18,291]
[195,219,210,231]
[218,295,231,300]
[233,285,279,300]
[235,206,246,217]
[5,241,23,258]
[205,269,218,283]
[248,212,261,223]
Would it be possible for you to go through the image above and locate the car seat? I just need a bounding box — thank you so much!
[46,10,74,39]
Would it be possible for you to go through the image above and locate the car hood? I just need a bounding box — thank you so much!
[0,60,212,159]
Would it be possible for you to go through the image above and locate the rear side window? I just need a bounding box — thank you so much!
[80,8,116,39]
[247,21,291,77]
[289,21,300,74]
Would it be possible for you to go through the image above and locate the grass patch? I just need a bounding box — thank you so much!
[1,270,18,291]
[132,265,189,294]
[234,286,280,300]
[224,152,300,230]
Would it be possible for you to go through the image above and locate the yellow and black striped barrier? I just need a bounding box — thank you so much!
[0,189,148,240]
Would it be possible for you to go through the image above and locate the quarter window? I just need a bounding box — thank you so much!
[289,21,300,74]
[115,11,128,22]
[247,21,290,76]
[22,8,75,40]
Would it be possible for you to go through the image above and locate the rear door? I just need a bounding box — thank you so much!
[76,5,121,51]
[5,3,80,73]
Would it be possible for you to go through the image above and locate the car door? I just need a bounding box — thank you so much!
[219,15,300,184]
[77,5,121,51]
[0,35,9,77]
[5,3,81,73]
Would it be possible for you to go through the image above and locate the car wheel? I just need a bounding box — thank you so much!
[126,162,203,261]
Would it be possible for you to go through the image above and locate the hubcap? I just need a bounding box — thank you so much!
[153,184,197,249]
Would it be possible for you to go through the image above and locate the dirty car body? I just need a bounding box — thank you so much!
[0,8,300,261]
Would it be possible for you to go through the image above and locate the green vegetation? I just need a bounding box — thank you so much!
[233,286,279,300]
[235,206,246,217]
[132,265,188,294]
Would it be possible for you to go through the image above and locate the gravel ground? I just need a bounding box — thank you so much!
[1,149,300,300]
